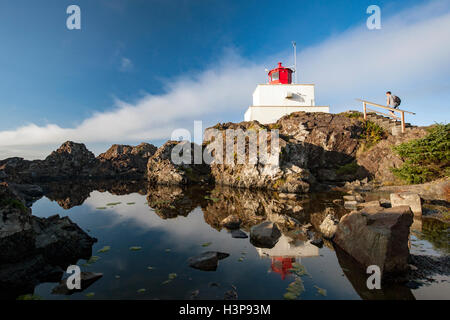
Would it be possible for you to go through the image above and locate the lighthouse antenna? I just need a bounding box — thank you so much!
[292,41,297,84]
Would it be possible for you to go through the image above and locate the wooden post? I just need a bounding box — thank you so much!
[401,111,405,133]
[363,102,367,120]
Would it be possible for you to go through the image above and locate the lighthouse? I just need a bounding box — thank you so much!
[244,62,329,124]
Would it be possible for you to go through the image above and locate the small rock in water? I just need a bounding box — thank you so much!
[190,290,200,299]
[250,221,281,249]
[188,251,230,271]
[310,237,324,248]
[224,289,238,300]
[231,229,248,239]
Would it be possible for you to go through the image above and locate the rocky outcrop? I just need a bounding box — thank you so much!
[96,143,157,178]
[204,112,369,194]
[334,205,413,276]
[0,141,157,183]
[147,141,212,186]
[356,127,428,184]
[0,182,97,298]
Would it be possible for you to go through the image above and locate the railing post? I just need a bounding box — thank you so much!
[401,111,405,133]
[363,102,367,120]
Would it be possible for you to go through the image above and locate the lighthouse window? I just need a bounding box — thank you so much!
[271,72,279,81]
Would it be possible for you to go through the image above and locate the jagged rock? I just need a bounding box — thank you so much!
[0,183,35,263]
[147,141,212,186]
[250,221,281,248]
[319,214,339,239]
[221,215,241,229]
[52,272,103,295]
[390,193,422,218]
[204,112,368,194]
[32,214,97,264]
[96,143,157,178]
[6,183,43,206]
[0,183,96,298]
[188,251,230,271]
[334,205,413,276]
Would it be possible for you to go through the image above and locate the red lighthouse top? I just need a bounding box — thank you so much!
[268,62,293,85]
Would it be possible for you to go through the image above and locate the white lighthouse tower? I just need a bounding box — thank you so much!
[244,62,329,124]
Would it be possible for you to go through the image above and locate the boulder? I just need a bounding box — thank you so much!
[319,214,339,239]
[390,193,422,218]
[334,205,413,276]
[250,221,281,248]
[147,141,212,186]
[188,251,230,271]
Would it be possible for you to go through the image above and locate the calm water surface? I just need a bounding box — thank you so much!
[26,182,449,300]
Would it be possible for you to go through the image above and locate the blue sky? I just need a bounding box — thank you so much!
[0,0,449,159]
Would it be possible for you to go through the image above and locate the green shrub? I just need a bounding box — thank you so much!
[391,124,449,184]
[360,121,387,150]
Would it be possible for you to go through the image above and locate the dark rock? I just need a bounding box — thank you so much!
[96,143,157,178]
[250,221,281,248]
[230,229,248,239]
[334,205,413,276]
[0,182,97,298]
[188,251,230,271]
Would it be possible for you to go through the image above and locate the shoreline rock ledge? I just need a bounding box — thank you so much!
[334,205,413,277]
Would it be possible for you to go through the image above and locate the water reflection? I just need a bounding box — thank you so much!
[4,180,446,300]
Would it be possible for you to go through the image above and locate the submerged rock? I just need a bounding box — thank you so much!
[250,221,282,248]
[188,251,230,271]
[334,205,413,276]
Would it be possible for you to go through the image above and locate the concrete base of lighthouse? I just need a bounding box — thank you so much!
[244,83,329,124]
[244,105,330,124]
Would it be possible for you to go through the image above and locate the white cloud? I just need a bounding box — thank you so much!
[1,0,449,159]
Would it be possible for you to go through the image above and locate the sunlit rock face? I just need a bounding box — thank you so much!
[204,112,369,194]
[334,205,413,275]
[147,141,213,186]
